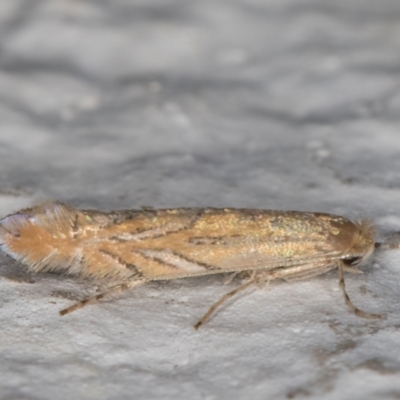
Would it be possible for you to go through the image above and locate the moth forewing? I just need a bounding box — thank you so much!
[0,201,379,326]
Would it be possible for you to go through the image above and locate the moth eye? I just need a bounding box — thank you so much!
[345,256,362,266]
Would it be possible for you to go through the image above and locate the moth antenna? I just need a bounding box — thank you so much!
[194,274,256,330]
[60,278,147,316]
[375,242,400,250]
[338,262,382,319]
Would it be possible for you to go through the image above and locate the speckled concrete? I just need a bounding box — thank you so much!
[1,1,400,399]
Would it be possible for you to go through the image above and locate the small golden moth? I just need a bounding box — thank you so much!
[0,201,382,328]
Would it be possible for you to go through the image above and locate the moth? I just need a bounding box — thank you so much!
[0,201,383,328]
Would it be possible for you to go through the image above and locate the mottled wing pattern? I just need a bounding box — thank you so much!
[79,207,369,280]
[0,203,374,282]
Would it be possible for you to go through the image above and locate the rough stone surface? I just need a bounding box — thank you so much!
[1,1,400,399]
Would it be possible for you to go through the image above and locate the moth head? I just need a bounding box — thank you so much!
[345,219,375,266]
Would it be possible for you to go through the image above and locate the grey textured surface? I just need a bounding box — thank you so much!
[1,1,400,399]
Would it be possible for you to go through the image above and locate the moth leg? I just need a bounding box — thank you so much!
[254,262,335,283]
[194,271,256,329]
[342,265,363,274]
[59,278,147,316]
[223,271,240,285]
[338,262,381,319]
[280,264,335,282]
